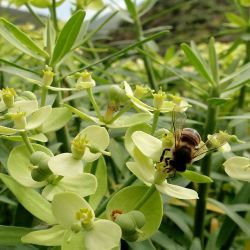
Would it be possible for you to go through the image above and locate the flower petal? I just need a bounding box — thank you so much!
[84,219,121,250]
[80,125,109,151]
[156,181,198,199]
[48,153,83,177]
[42,173,97,201]
[9,100,38,116]
[223,156,250,181]
[132,131,163,161]
[21,225,64,246]
[52,192,93,229]
[160,101,175,112]
[126,161,154,185]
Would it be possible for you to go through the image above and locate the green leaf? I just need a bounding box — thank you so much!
[128,239,156,250]
[106,185,163,241]
[208,198,250,237]
[109,113,152,128]
[208,37,219,83]
[42,107,72,133]
[125,0,137,19]
[224,67,250,91]
[0,225,32,245]
[85,157,108,210]
[225,12,247,27]
[0,126,18,135]
[164,206,193,240]
[0,18,48,60]
[0,59,42,85]
[50,10,86,66]
[181,170,213,183]
[181,43,214,84]
[216,183,250,248]
[44,18,56,56]
[189,238,202,250]
[207,97,231,106]
[0,173,56,224]
[109,138,129,171]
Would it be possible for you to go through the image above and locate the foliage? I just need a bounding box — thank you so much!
[0,0,249,250]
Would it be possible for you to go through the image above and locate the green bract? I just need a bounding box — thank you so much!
[22,192,122,250]
[106,186,162,241]
[48,125,110,177]
[223,156,250,181]
[7,144,97,201]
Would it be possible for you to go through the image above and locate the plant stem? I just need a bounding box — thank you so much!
[237,41,250,109]
[20,131,35,154]
[86,88,103,121]
[133,184,156,210]
[133,5,157,90]
[25,3,45,27]
[193,98,218,244]
[151,110,160,135]
[95,174,137,217]
[40,86,48,107]
[50,0,59,32]
[109,104,132,124]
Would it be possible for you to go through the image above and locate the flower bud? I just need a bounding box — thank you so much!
[42,66,54,86]
[153,90,166,110]
[71,134,88,160]
[76,71,96,89]
[108,85,128,104]
[1,88,16,108]
[133,85,150,99]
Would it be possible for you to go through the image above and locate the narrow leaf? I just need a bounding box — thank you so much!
[0,225,32,245]
[50,10,86,66]
[0,174,56,224]
[181,170,213,183]
[208,37,219,83]
[0,18,48,59]
[208,198,250,237]
[181,43,214,84]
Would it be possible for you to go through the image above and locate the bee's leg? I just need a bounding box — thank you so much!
[160,148,170,162]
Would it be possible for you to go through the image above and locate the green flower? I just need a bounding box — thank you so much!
[126,131,200,199]
[48,125,110,177]
[223,156,250,181]
[22,192,122,250]
[76,71,96,89]
[42,66,55,86]
[7,144,97,201]
[124,82,189,113]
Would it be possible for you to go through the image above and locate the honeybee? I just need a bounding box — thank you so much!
[160,110,227,176]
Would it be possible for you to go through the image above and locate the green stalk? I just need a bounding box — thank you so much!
[193,94,218,244]
[40,86,48,107]
[109,104,132,124]
[133,184,156,210]
[151,110,160,135]
[20,131,35,154]
[86,88,103,121]
[50,0,59,32]
[95,174,137,217]
[25,3,45,27]
[237,40,250,109]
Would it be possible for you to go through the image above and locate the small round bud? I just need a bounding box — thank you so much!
[42,66,54,86]
[1,88,16,108]
[128,210,145,229]
[108,85,128,104]
[31,167,50,182]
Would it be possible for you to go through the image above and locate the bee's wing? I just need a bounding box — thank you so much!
[172,109,186,147]
[192,133,228,159]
